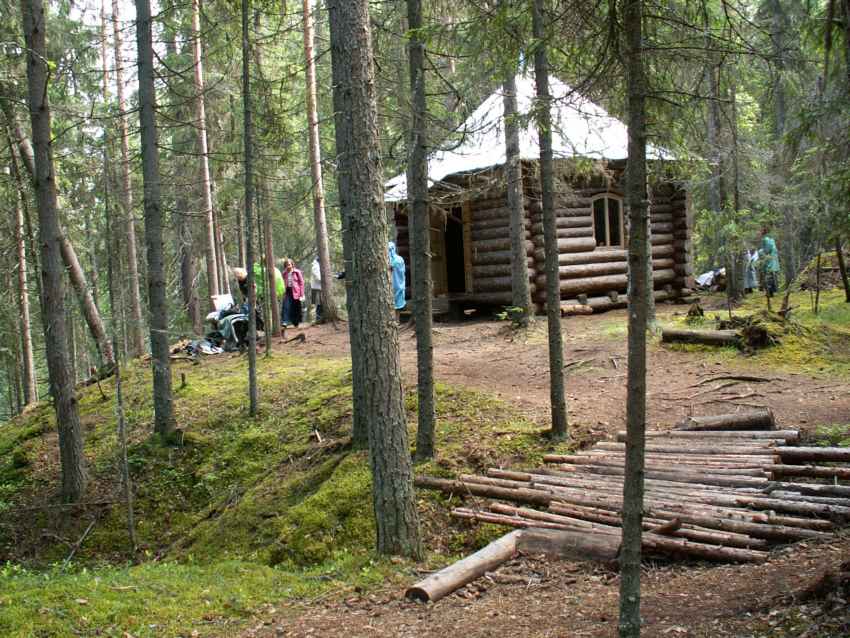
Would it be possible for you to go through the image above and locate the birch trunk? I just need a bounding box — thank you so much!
[328,0,422,558]
[620,0,649,633]
[21,0,87,501]
[302,0,338,322]
[111,0,145,357]
[135,0,175,438]
[531,0,568,440]
[192,0,220,302]
[10,151,37,405]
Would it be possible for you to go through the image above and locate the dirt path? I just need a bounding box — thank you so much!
[250,308,850,638]
[285,308,850,440]
[244,536,849,638]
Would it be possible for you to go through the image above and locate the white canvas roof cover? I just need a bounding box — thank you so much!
[385,73,673,202]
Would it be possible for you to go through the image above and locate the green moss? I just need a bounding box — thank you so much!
[0,558,401,638]
[0,346,581,636]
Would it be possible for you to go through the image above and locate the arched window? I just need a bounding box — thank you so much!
[592,194,624,248]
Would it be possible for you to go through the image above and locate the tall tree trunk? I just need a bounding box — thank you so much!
[503,73,533,321]
[729,75,741,212]
[619,0,649,634]
[836,238,850,303]
[11,167,38,405]
[111,0,145,357]
[303,0,339,322]
[21,0,87,502]
[192,0,220,303]
[768,0,797,286]
[406,0,436,461]
[242,0,259,416]
[328,0,367,448]
[3,91,113,369]
[6,133,43,313]
[177,192,202,334]
[327,0,423,558]
[135,0,175,438]
[263,214,281,337]
[103,136,138,550]
[531,0,568,440]
[60,237,115,369]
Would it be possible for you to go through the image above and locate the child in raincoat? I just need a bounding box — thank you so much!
[388,241,406,317]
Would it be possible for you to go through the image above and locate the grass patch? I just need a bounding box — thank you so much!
[660,289,850,378]
[0,558,399,638]
[0,348,568,636]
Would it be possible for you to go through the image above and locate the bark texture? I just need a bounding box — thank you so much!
[22,0,87,501]
[135,0,175,437]
[407,0,436,461]
[503,73,533,319]
[242,0,259,416]
[620,0,649,634]
[10,150,37,405]
[193,0,220,302]
[328,0,422,558]
[302,0,338,322]
[532,0,568,439]
[111,0,145,357]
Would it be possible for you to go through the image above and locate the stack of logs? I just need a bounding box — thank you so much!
[415,413,850,570]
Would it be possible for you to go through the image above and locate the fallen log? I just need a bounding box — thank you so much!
[594,441,778,456]
[775,447,850,464]
[661,328,740,347]
[560,303,594,316]
[617,429,795,443]
[517,528,621,562]
[768,481,850,499]
[639,531,767,563]
[518,522,766,563]
[768,464,850,480]
[676,409,776,431]
[548,502,768,550]
[545,452,771,468]
[452,508,571,531]
[541,488,829,541]
[537,462,768,488]
[540,479,838,526]
[405,530,520,603]
[414,476,552,506]
[547,461,767,477]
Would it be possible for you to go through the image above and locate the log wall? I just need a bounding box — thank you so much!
[391,159,691,309]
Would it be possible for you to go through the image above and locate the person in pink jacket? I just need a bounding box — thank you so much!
[281,258,305,327]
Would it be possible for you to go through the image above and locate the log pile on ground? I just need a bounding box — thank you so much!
[411,410,850,601]
[663,310,807,352]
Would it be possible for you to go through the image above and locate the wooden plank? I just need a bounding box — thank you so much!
[463,201,473,293]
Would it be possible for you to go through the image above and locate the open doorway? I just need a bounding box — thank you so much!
[444,206,467,294]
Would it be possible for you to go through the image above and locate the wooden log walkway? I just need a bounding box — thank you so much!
[416,418,850,567]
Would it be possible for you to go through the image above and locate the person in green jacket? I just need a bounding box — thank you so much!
[253,260,285,304]
[758,226,781,297]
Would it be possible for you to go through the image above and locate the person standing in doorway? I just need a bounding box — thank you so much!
[758,226,781,298]
[281,258,305,328]
[388,241,406,321]
[310,256,323,324]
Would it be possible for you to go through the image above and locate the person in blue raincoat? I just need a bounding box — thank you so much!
[388,241,406,318]
[758,226,781,297]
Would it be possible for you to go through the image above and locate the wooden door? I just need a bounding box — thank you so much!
[431,226,448,295]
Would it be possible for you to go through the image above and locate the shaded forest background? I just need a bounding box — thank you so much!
[0,0,848,418]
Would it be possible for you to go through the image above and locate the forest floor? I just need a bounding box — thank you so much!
[0,289,848,637]
[245,288,850,638]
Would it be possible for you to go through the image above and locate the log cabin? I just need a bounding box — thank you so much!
[385,74,694,313]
